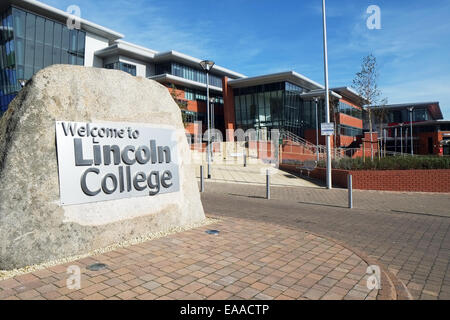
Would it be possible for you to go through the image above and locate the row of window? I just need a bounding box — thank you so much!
[338,101,363,119]
[388,108,430,123]
[155,62,223,88]
[182,110,197,123]
[233,82,303,96]
[184,87,223,104]
[104,62,137,76]
[338,124,363,137]
[181,110,209,126]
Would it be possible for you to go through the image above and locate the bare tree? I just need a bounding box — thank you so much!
[352,54,386,160]
[372,97,388,155]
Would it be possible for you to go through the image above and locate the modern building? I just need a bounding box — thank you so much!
[0,0,243,120]
[367,102,449,156]
[1,1,446,156]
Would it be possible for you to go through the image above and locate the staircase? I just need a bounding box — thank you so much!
[280,129,347,161]
[280,129,326,153]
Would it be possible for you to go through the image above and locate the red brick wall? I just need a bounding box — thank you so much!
[281,140,317,161]
[257,141,274,160]
[339,135,357,147]
[339,113,363,129]
[417,131,450,156]
[280,165,450,193]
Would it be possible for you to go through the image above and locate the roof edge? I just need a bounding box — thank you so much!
[8,0,123,40]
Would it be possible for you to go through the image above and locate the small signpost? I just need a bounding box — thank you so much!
[321,122,334,136]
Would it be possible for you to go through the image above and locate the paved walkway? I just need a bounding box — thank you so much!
[202,182,450,300]
[196,163,320,188]
[0,217,383,300]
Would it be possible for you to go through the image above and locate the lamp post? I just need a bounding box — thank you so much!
[314,97,320,162]
[200,60,215,179]
[210,97,215,162]
[322,0,332,189]
[408,107,414,155]
[210,97,215,132]
[400,123,403,154]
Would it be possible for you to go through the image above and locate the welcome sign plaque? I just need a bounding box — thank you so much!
[55,121,180,206]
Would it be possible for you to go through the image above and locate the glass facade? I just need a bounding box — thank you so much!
[156,62,223,88]
[184,87,223,104]
[338,101,362,119]
[387,108,430,123]
[0,6,85,114]
[338,124,363,137]
[0,8,16,113]
[233,82,326,137]
[105,61,136,76]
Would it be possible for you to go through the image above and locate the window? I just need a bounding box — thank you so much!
[120,63,136,76]
[413,109,429,122]
[182,110,197,123]
[155,62,223,88]
[104,62,136,76]
[339,124,363,137]
[184,88,194,100]
[339,101,362,119]
[0,7,86,115]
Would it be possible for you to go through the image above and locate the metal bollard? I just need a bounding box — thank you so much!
[243,153,247,167]
[348,174,353,209]
[266,169,270,200]
[200,165,204,193]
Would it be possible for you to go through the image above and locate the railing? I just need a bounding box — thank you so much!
[280,129,323,151]
[280,129,348,160]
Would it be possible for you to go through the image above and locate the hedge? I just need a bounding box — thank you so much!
[317,156,450,170]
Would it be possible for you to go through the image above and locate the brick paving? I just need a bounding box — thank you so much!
[202,181,450,300]
[0,217,380,300]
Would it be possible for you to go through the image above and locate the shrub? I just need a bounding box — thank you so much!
[318,156,450,171]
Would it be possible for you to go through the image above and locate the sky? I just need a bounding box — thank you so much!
[44,0,450,119]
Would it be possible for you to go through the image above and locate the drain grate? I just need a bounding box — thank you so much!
[87,263,107,271]
[206,230,220,235]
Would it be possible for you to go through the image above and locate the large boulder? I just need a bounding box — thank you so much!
[0,65,205,269]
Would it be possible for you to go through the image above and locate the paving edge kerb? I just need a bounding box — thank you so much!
[208,213,413,301]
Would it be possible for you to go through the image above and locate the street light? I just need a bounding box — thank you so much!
[210,97,215,162]
[200,60,215,179]
[322,0,332,189]
[400,123,403,154]
[408,107,414,155]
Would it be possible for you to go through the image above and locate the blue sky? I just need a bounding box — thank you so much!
[44,0,450,119]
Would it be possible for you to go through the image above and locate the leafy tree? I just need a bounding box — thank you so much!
[169,84,188,127]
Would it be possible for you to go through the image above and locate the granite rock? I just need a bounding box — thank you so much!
[0,65,205,269]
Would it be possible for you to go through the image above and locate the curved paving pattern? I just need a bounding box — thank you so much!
[0,217,381,300]
[202,181,450,300]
